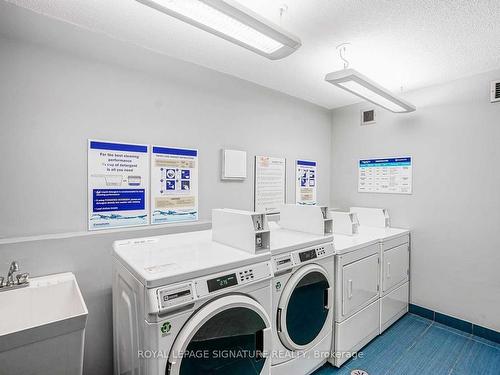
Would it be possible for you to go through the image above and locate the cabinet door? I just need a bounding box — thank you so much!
[342,253,379,317]
[382,244,409,293]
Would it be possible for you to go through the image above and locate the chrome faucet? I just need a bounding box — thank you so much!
[6,261,19,286]
[0,261,29,291]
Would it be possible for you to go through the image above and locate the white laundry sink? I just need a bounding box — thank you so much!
[0,272,88,375]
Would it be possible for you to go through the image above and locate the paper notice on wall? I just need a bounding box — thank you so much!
[254,156,286,214]
[151,146,198,224]
[295,160,317,205]
[358,157,412,194]
[88,140,149,230]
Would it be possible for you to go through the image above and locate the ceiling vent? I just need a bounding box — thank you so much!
[361,108,376,125]
[492,80,500,103]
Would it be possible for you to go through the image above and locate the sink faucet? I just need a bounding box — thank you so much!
[6,261,19,286]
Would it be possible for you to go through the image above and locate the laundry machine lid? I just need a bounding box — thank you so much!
[167,294,272,375]
[357,225,410,241]
[269,222,334,256]
[277,263,332,351]
[333,232,380,255]
[112,230,271,288]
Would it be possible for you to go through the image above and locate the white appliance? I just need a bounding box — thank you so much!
[279,204,333,236]
[212,208,270,254]
[357,225,410,333]
[268,222,335,375]
[112,230,273,375]
[350,206,410,333]
[330,232,382,367]
[350,206,390,228]
[330,210,359,236]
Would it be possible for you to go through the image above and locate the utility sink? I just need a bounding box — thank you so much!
[0,272,88,375]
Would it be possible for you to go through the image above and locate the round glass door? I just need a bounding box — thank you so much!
[168,295,271,375]
[278,265,331,350]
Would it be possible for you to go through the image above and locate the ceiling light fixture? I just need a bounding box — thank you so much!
[136,0,301,60]
[325,44,416,113]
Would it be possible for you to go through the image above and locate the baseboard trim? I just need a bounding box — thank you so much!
[409,304,500,344]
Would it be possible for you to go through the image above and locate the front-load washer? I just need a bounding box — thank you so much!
[112,230,273,375]
[268,222,335,375]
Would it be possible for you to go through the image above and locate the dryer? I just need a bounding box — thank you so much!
[330,232,381,367]
[112,230,273,375]
[268,222,335,375]
[357,225,410,333]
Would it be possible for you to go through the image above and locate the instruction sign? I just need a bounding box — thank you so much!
[358,157,412,194]
[254,156,286,214]
[88,140,149,230]
[151,146,198,224]
[295,160,317,205]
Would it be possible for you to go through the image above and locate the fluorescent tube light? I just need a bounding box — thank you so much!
[325,69,416,113]
[136,0,301,59]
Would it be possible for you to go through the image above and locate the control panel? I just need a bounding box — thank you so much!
[296,244,332,264]
[151,261,272,314]
[271,242,334,273]
[195,261,272,298]
[238,268,255,283]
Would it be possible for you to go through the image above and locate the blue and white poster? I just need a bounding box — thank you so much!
[358,157,412,194]
[88,140,149,230]
[296,160,317,205]
[151,146,198,224]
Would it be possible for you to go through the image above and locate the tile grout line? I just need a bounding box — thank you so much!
[411,304,500,345]
[447,333,473,375]
[382,319,434,375]
[468,336,500,350]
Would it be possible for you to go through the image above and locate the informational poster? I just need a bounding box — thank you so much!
[358,157,412,194]
[295,160,317,205]
[254,156,286,214]
[88,140,149,230]
[151,146,198,224]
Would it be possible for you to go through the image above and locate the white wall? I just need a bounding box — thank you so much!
[330,69,500,331]
[0,35,332,375]
[0,36,332,238]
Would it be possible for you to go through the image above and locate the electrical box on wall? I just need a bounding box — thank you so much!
[361,108,376,125]
[491,80,500,103]
[221,149,247,180]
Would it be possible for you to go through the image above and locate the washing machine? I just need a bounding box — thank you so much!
[268,222,335,375]
[112,229,273,375]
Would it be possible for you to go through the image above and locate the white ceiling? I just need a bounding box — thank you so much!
[2,0,500,109]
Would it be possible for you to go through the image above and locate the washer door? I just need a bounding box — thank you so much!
[277,264,332,351]
[167,294,271,375]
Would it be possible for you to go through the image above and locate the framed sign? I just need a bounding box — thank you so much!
[254,155,286,214]
[358,157,412,194]
[88,140,149,230]
[295,160,317,205]
[151,146,199,224]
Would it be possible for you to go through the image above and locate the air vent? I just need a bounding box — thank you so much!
[361,108,376,125]
[492,80,500,103]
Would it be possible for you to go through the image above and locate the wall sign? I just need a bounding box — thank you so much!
[151,146,198,224]
[295,160,317,205]
[88,140,149,230]
[254,156,286,214]
[358,157,412,194]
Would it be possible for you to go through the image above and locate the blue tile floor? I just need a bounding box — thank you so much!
[313,313,500,375]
